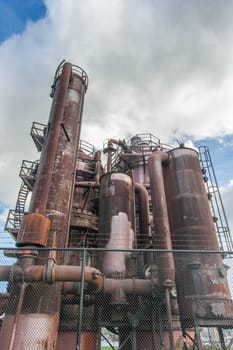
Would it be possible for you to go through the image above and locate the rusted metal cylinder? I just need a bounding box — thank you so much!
[148,152,175,285]
[45,66,88,250]
[0,62,89,350]
[0,313,59,350]
[98,173,134,277]
[29,62,72,215]
[164,146,233,323]
[16,212,50,247]
[165,147,221,252]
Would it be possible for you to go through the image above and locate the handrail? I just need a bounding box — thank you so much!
[50,60,89,97]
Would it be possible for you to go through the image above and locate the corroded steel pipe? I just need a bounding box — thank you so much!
[134,182,150,247]
[0,264,103,292]
[103,277,158,296]
[0,264,158,299]
[94,150,102,185]
[148,151,175,284]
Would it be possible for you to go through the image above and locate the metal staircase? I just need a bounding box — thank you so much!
[199,145,233,255]
[4,121,45,238]
[30,122,47,151]
[4,160,39,238]
[19,160,39,190]
[5,182,31,238]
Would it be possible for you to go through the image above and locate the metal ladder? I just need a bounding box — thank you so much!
[199,145,233,254]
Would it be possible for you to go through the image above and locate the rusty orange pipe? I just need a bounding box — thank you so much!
[0,264,103,292]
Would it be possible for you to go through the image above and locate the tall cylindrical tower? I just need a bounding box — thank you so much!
[164,146,233,326]
[0,62,88,350]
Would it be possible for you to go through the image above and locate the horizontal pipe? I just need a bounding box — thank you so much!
[2,247,228,253]
[103,277,158,296]
[61,278,158,296]
[0,265,158,298]
[75,181,99,188]
[0,264,103,292]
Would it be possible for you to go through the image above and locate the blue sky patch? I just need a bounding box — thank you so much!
[0,0,46,43]
[195,135,233,186]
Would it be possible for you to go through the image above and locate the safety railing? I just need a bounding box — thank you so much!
[50,60,89,97]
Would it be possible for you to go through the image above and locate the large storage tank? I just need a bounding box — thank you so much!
[164,146,233,325]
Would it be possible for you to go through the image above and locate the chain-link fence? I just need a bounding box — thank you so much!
[0,247,233,350]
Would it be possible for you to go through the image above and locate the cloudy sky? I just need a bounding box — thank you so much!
[0,0,233,245]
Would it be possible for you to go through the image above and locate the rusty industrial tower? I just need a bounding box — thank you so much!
[0,61,233,349]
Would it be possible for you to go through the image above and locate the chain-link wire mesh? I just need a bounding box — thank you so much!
[0,247,233,350]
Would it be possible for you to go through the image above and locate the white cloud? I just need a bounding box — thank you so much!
[1,0,233,224]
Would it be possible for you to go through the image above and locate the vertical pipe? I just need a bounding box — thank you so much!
[218,327,226,350]
[151,299,158,350]
[107,152,112,173]
[77,249,86,350]
[165,288,175,350]
[148,152,175,284]
[194,324,203,350]
[131,327,137,350]
[157,301,164,349]
[134,182,150,248]
[95,151,102,185]
[8,283,27,350]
